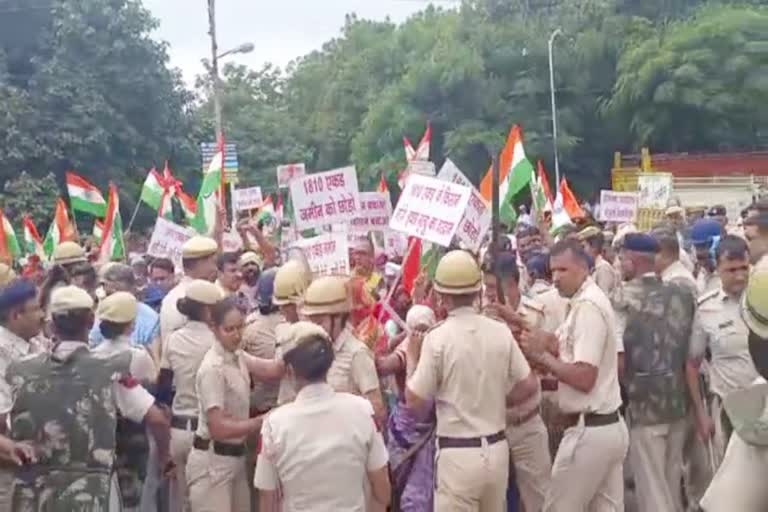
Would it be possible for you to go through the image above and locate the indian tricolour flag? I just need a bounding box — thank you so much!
[177,188,198,223]
[0,209,20,263]
[479,125,535,226]
[140,168,165,210]
[92,220,104,245]
[43,199,77,258]
[22,216,44,259]
[191,140,224,235]
[97,184,125,263]
[66,172,107,217]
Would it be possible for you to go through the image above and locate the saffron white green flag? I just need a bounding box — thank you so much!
[140,169,166,211]
[0,209,20,263]
[66,172,107,217]
[191,145,223,235]
[97,185,125,263]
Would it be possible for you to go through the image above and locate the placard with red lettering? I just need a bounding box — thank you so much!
[350,192,392,232]
[436,160,490,252]
[436,159,473,189]
[456,190,491,251]
[389,174,471,247]
[291,232,349,277]
[599,190,639,223]
[290,166,360,231]
[147,218,195,269]
[277,163,306,188]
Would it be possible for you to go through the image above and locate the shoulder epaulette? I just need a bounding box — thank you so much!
[697,288,719,306]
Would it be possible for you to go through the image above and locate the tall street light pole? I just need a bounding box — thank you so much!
[548,27,563,186]
[206,0,253,228]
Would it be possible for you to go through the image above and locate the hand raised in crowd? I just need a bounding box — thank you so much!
[483,303,527,337]
[0,440,37,467]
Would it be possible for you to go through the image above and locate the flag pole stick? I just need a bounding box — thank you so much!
[126,200,142,233]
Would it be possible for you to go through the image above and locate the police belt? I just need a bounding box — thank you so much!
[193,435,246,457]
[437,430,506,449]
[170,415,198,431]
[561,410,619,430]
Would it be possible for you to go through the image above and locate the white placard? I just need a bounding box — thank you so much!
[637,174,673,209]
[436,159,489,252]
[277,163,306,188]
[457,190,491,251]
[384,230,408,258]
[147,218,195,269]
[389,174,472,247]
[291,232,349,277]
[222,231,243,252]
[290,166,360,231]
[599,190,639,223]
[350,192,392,232]
[232,186,263,211]
[406,160,436,177]
[436,158,473,188]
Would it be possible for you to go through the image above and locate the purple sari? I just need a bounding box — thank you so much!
[387,399,436,512]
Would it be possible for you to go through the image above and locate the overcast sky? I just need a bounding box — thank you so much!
[142,0,455,83]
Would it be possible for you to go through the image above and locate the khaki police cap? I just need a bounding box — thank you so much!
[577,225,602,241]
[741,270,768,339]
[433,250,481,295]
[0,264,16,287]
[49,285,94,314]
[238,251,261,268]
[53,241,87,265]
[273,260,311,306]
[279,320,331,355]
[665,205,685,216]
[182,236,218,260]
[185,279,222,305]
[301,275,351,316]
[97,291,137,324]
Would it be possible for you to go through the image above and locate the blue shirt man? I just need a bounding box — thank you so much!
[89,262,160,348]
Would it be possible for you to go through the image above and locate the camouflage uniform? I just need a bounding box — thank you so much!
[614,273,695,512]
[6,346,132,511]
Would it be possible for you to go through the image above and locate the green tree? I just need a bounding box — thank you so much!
[1,171,59,227]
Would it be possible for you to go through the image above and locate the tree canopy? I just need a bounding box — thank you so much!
[1,0,766,228]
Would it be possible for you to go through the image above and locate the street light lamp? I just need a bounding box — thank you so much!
[217,42,254,60]
[207,0,253,228]
[548,27,563,186]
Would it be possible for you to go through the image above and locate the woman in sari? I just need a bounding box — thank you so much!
[377,305,437,511]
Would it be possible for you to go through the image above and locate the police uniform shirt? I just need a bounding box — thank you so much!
[159,276,192,348]
[509,298,545,422]
[556,278,622,415]
[408,306,531,437]
[254,383,389,511]
[697,269,721,297]
[0,326,30,416]
[92,336,157,383]
[528,280,568,334]
[162,321,217,417]
[195,341,251,443]
[593,255,618,297]
[689,288,760,398]
[327,326,380,396]
[661,259,698,297]
[49,341,155,422]
[242,311,284,411]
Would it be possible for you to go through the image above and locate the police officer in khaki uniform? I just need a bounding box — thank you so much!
[187,298,284,512]
[525,252,568,333]
[160,280,222,512]
[301,275,386,424]
[700,270,768,511]
[578,225,618,298]
[686,235,758,469]
[520,239,628,511]
[406,250,538,512]
[254,322,391,511]
[159,236,219,353]
[482,253,552,512]
[272,260,312,405]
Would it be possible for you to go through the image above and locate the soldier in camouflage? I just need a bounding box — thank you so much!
[614,234,696,512]
[6,286,172,511]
